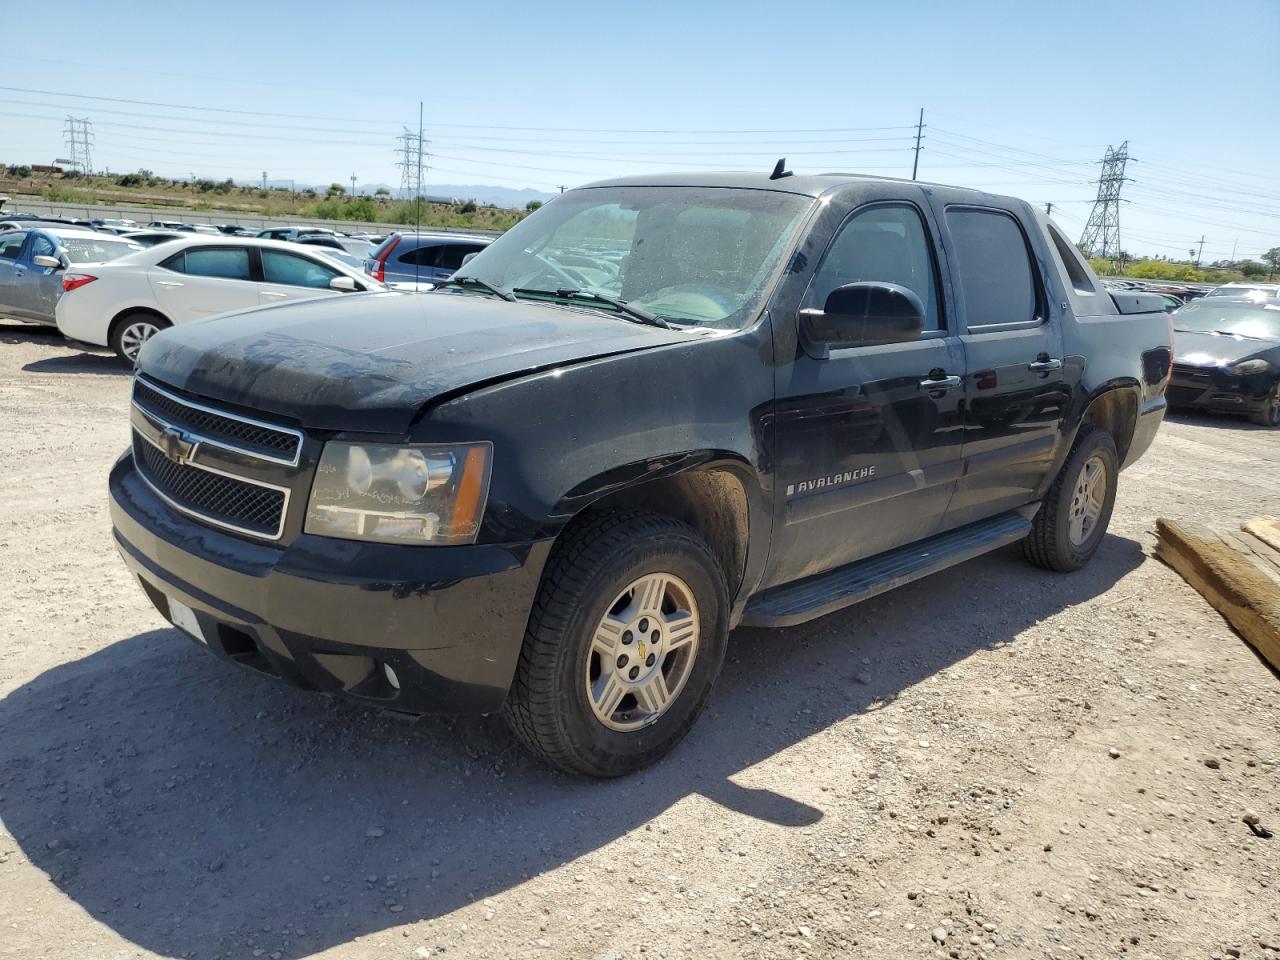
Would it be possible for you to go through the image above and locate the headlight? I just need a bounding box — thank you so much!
[1227,359,1271,375]
[305,441,492,545]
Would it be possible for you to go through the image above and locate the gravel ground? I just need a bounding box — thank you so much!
[0,322,1277,960]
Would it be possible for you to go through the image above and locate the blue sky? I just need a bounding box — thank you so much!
[3,0,1277,262]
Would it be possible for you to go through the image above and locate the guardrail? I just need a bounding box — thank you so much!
[4,198,505,238]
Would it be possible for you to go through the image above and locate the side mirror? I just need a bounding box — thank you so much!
[799,282,925,357]
[329,275,358,292]
[32,254,62,270]
[460,251,480,267]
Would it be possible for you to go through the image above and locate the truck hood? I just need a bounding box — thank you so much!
[1174,329,1280,367]
[138,291,698,434]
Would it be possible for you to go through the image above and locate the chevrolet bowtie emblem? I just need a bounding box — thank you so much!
[637,640,648,660]
[158,425,199,466]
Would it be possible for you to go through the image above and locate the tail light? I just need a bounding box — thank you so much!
[62,273,97,292]
[371,235,400,283]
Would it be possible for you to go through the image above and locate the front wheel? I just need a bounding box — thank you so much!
[503,510,728,778]
[1249,382,1280,427]
[1022,425,1119,572]
[110,312,170,364]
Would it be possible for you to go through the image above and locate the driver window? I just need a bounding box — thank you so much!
[29,234,56,259]
[807,204,941,332]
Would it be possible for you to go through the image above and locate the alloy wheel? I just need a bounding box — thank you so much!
[1068,454,1108,547]
[119,321,161,362]
[585,572,700,731]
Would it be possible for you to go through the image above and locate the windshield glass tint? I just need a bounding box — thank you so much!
[60,237,137,263]
[459,186,813,329]
[1174,301,1280,340]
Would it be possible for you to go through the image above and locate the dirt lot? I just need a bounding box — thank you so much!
[0,321,1277,960]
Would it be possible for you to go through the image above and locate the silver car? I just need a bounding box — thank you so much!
[0,227,142,325]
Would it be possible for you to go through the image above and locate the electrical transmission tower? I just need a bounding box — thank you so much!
[396,123,429,199]
[1078,140,1129,258]
[62,116,94,175]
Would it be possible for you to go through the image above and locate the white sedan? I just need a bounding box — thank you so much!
[55,235,385,362]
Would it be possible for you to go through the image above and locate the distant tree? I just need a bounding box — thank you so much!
[62,168,83,180]
[1240,260,1267,279]
[1263,247,1280,281]
[327,183,346,197]
[459,199,478,214]
[7,164,32,178]
[525,200,542,212]
[374,187,391,199]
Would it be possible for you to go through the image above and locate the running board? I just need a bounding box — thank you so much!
[741,511,1032,628]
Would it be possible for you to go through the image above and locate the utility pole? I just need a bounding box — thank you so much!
[1230,238,1238,263]
[1079,140,1130,258]
[557,184,566,194]
[1044,202,1054,216]
[262,171,268,192]
[350,172,358,197]
[1194,235,1205,268]
[911,108,925,181]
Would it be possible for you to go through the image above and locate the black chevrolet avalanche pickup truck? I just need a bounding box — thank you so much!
[110,171,1172,777]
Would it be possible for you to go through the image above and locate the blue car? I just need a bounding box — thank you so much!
[365,232,491,285]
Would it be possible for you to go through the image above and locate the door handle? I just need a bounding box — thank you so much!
[154,280,184,288]
[919,375,962,390]
[1029,358,1062,372]
[261,291,289,300]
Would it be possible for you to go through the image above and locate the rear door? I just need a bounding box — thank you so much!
[765,194,966,587]
[936,205,1068,527]
[258,248,354,304]
[149,245,258,323]
[0,231,30,317]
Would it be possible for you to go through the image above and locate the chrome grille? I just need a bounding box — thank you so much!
[133,377,302,465]
[132,433,287,539]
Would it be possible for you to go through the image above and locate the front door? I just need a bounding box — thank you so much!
[20,232,64,322]
[766,199,966,588]
[935,205,1068,527]
[257,248,348,305]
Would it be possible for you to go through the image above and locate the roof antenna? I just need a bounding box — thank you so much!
[769,158,793,180]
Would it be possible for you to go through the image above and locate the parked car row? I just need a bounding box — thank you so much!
[0,229,389,361]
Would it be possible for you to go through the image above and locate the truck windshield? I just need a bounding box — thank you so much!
[457,186,813,330]
[1173,301,1280,341]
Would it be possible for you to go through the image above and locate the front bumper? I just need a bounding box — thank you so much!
[1167,365,1276,415]
[109,451,552,714]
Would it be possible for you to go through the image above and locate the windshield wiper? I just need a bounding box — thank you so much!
[437,275,516,302]
[513,287,673,329]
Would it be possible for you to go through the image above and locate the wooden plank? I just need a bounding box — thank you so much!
[1242,517,1280,556]
[1155,517,1280,674]
[1226,530,1280,586]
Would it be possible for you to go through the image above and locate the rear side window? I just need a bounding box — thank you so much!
[262,250,340,288]
[397,244,440,267]
[165,247,252,280]
[945,208,1039,327]
[1045,221,1095,295]
[60,237,139,264]
[0,232,27,259]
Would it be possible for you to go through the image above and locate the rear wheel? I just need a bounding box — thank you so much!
[1249,382,1280,427]
[110,312,170,364]
[503,510,728,778]
[1022,425,1119,572]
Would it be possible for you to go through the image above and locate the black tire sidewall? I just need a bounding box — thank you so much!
[1049,430,1118,568]
[547,527,728,777]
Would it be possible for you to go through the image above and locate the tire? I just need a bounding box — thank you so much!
[110,312,170,364]
[1249,382,1280,427]
[503,510,729,778]
[1022,425,1119,573]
